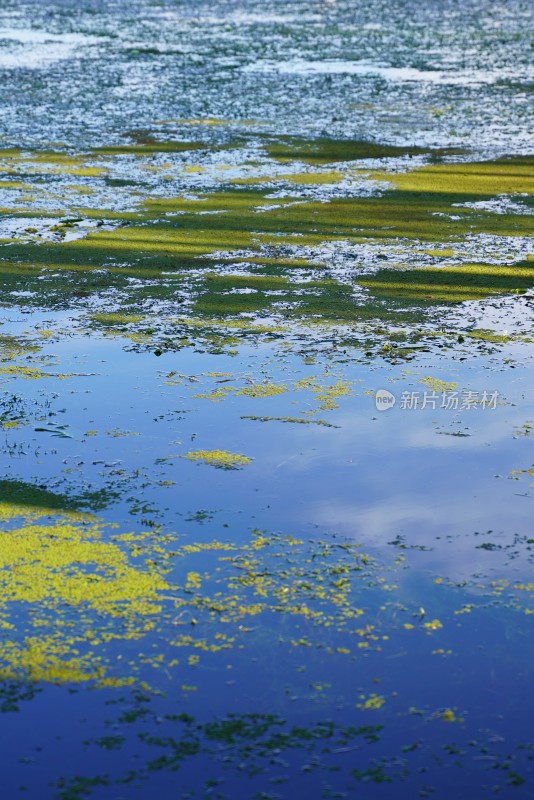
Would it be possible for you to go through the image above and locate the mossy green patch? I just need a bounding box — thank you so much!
[1,151,107,178]
[1,148,532,334]
[284,170,344,185]
[172,316,285,334]
[90,312,145,326]
[202,273,289,291]
[359,259,534,303]
[465,329,514,343]
[193,273,367,321]
[376,158,534,197]
[263,136,460,165]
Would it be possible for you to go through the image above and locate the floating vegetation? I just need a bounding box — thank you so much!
[0,501,530,794]
[235,381,288,398]
[241,414,338,428]
[0,364,72,381]
[419,376,459,393]
[182,449,252,469]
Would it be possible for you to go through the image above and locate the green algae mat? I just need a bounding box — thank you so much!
[0,1,533,799]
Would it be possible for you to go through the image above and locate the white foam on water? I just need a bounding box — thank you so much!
[244,58,534,86]
[0,27,100,68]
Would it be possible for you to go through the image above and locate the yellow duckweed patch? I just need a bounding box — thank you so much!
[186,571,202,589]
[235,382,288,398]
[293,375,353,410]
[424,619,443,631]
[1,150,106,178]
[0,365,72,381]
[314,380,352,410]
[0,365,48,380]
[186,372,353,416]
[358,693,385,711]
[90,312,145,326]
[0,502,92,524]
[440,709,460,723]
[0,636,103,684]
[0,334,40,361]
[192,387,235,401]
[422,248,456,258]
[419,377,458,392]
[0,520,169,615]
[509,468,534,478]
[0,514,173,685]
[183,449,252,469]
[285,170,344,185]
[1,419,24,429]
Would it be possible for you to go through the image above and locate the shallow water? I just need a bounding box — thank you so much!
[0,1,533,798]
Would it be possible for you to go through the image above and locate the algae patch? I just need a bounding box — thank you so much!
[1,147,533,334]
[182,449,252,469]
[0,510,172,685]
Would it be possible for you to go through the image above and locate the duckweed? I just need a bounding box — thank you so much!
[182,449,252,469]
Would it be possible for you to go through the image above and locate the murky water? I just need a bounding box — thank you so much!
[0,2,533,798]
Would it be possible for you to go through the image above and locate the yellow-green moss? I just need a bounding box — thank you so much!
[90,312,144,326]
[359,260,534,303]
[0,520,169,615]
[376,159,534,196]
[182,449,252,469]
[419,377,458,392]
[235,382,288,398]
